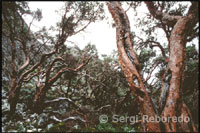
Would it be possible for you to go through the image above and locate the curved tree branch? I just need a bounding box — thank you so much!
[145,2,182,26]
[148,40,167,59]
[107,2,161,132]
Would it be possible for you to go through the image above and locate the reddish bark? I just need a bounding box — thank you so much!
[107,2,161,132]
[6,4,94,114]
[32,56,91,113]
[161,14,197,133]
[145,2,198,132]
[107,1,198,132]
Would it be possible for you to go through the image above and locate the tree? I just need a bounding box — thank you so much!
[2,1,198,132]
[107,1,198,132]
[2,1,104,115]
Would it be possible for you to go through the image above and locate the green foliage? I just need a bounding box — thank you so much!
[139,49,156,69]
[186,45,198,61]
[183,44,199,124]
[80,122,137,132]
[2,1,198,132]
[48,122,69,132]
[56,2,104,36]
[97,123,117,132]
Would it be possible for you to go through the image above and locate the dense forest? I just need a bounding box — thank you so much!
[2,1,199,132]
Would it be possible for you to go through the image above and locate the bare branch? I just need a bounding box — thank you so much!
[145,2,182,26]
[148,40,167,58]
[125,2,133,12]
[73,21,92,35]
[145,61,160,83]
[23,72,37,82]
[45,57,65,82]
[48,56,92,85]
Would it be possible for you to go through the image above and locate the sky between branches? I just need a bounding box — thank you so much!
[24,2,198,56]
[23,2,198,84]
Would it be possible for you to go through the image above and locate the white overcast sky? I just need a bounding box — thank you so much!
[24,2,155,56]
[25,2,116,56]
[24,2,198,56]
[23,2,198,83]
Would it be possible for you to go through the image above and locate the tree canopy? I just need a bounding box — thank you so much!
[2,1,199,132]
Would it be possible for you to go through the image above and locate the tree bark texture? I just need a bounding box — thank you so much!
[107,2,161,132]
[145,2,198,132]
[107,1,198,132]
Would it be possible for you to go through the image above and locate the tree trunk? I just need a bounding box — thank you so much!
[107,2,161,132]
[107,1,197,132]
[8,82,21,115]
[32,85,49,114]
[161,15,197,132]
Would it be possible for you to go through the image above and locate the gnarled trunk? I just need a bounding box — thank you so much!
[107,1,197,132]
[161,15,197,132]
[107,2,161,132]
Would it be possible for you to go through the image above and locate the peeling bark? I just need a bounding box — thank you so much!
[146,2,198,132]
[108,1,198,132]
[161,16,197,132]
[107,2,161,132]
